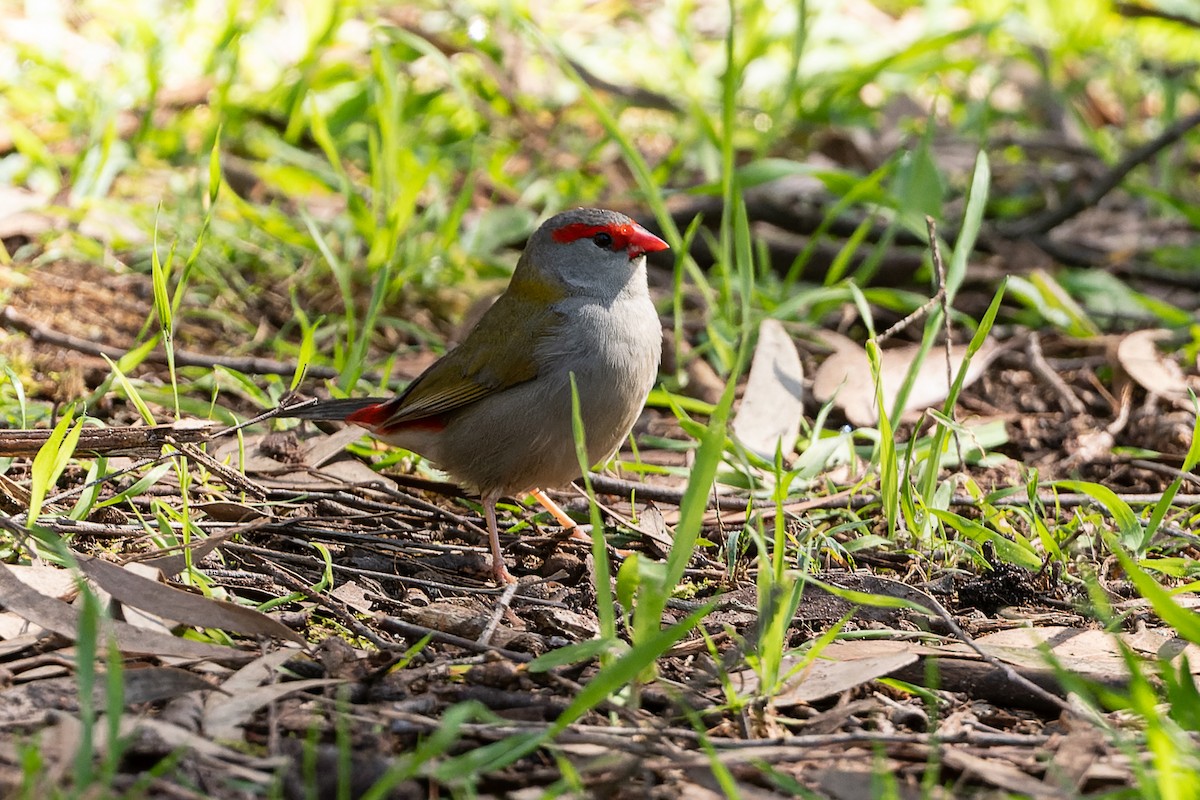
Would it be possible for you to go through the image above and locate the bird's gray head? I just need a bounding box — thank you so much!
[518,208,669,297]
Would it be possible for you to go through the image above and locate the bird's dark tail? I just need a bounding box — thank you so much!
[276,397,388,421]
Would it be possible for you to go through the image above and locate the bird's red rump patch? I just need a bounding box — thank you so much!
[551,221,669,257]
[345,402,394,427]
[347,402,447,434]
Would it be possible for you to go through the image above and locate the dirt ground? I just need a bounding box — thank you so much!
[1,185,1200,797]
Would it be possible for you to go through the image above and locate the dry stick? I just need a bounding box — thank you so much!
[874,285,944,345]
[477,581,519,648]
[1114,2,1200,30]
[31,431,269,520]
[587,473,756,510]
[1002,107,1200,237]
[1131,460,1200,491]
[1106,382,1134,437]
[3,400,305,518]
[1027,332,1086,415]
[372,484,494,544]
[377,617,534,663]
[174,440,268,499]
[926,216,965,470]
[235,549,393,652]
[916,592,1074,716]
[211,397,318,439]
[0,423,213,457]
[382,715,1053,751]
[713,490,1200,529]
[25,452,177,523]
[0,306,350,381]
[222,541,509,597]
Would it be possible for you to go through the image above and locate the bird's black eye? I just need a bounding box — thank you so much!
[592,232,613,249]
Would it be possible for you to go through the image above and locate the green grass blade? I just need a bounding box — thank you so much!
[569,373,616,645]
[27,407,85,528]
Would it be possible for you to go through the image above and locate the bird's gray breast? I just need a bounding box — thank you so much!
[538,293,661,455]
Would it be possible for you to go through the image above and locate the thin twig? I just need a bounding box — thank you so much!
[381,713,1056,751]
[916,592,1074,715]
[1115,1,1200,29]
[927,216,965,469]
[1106,382,1133,437]
[211,397,318,439]
[1027,332,1086,415]
[174,440,268,499]
[377,617,534,663]
[587,473,761,510]
[236,549,393,651]
[875,286,945,345]
[478,582,519,648]
[1000,108,1200,237]
[0,306,356,381]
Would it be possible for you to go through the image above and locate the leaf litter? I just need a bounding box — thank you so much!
[2,28,1200,791]
[2,281,1197,797]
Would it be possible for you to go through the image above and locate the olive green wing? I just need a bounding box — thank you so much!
[372,288,562,427]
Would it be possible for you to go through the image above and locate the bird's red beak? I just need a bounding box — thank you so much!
[626,224,670,259]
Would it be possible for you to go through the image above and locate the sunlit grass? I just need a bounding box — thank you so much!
[1,0,1199,796]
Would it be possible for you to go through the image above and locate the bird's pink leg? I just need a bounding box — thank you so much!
[482,496,517,584]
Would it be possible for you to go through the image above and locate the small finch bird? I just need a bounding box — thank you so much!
[284,208,668,583]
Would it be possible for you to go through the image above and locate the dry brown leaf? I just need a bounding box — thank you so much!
[3,669,218,712]
[942,748,1066,799]
[1115,328,1189,399]
[974,624,1200,677]
[76,555,304,643]
[809,329,865,402]
[1123,623,1200,663]
[25,712,79,789]
[1043,724,1108,792]
[225,427,366,477]
[401,602,525,649]
[303,426,373,468]
[525,606,600,639]
[5,564,78,600]
[813,333,999,426]
[98,716,279,785]
[1070,430,1114,464]
[968,626,1135,682]
[730,639,920,705]
[628,502,673,558]
[0,632,41,658]
[0,611,38,640]
[216,649,296,696]
[207,679,343,742]
[0,562,249,661]
[139,529,239,578]
[77,204,150,246]
[122,666,218,705]
[731,318,805,460]
[244,450,396,491]
[194,501,271,522]
[330,580,374,615]
[0,186,57,241]
[204,650,338,742]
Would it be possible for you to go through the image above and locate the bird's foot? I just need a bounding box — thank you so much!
[491,560,518,585]
[566,524,594,544]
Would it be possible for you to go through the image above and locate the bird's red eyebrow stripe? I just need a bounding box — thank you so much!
[551,221,670,254]
[552,223,622,244]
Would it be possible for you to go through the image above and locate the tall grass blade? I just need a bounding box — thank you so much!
[27,407,85,529]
